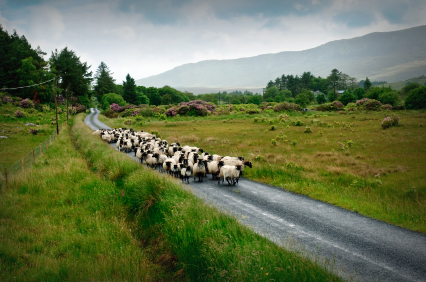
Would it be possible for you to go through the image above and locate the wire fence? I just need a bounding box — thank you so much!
[0,124,65,189]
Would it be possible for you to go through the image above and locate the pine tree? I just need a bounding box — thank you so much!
[94,62,116,97]
[122,73,137,104]
[364,77,372,92]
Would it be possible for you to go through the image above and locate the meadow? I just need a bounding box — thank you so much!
[0,103,67,168]
[99,109,426,233]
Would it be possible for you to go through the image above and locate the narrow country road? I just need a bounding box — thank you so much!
[85,108,426,282]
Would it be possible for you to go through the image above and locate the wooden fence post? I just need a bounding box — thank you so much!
[33,150,35,163]
[22,158,25,173]
[40,143,42,155]
[5,168,8,189]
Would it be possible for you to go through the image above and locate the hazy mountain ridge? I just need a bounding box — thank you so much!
[136,25,426,91]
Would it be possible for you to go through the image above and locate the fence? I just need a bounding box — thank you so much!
[0,124,65,189]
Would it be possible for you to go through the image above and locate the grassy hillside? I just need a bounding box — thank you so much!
[99,109,426,233]
[384,75,426,90]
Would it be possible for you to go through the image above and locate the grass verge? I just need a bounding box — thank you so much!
[72,113,342,281]
[0,121,181,281]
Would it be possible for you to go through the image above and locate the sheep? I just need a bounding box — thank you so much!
[212,154,222,162]
[218,165,241,185]
[93,129,102,136]
[193,159,206,182]
[163,158,176,175]
[221,156,252,176]
[207,160,223,180]
[145,153,159,169]
[180,166,191,184]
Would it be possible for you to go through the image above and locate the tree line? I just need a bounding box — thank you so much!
[1,26,425,110]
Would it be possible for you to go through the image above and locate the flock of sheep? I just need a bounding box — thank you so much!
[93,128,252,185]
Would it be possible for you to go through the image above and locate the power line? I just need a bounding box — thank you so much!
[0,78,55,91]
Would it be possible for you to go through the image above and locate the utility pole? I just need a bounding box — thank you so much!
[54,77,59,134]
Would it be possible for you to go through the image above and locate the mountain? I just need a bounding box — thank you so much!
[136,25,426,92]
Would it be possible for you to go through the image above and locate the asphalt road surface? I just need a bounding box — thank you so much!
[85,108,426,282]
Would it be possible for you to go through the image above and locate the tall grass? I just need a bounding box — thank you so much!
[0,123,180,281]
[98,110,426,233]
[72,114,341,281]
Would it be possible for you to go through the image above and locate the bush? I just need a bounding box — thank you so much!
[273,102,301,112]
[378,91,399,106]
[338,91,357,106]
[315,101,344,111]
[405,86,426,110]
[381,104,393,110]
[381,115,399,129]
[140,107,154,117]
[291,119,304,126]
[101,93,126,110]
[14,110,24,118]
[245,108,261,114]
[20,98,34,108]
[104,110,119,118]
[364,99,382,111]
[304,126,312,133]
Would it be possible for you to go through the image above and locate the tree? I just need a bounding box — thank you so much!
[264,86,279,101]
[327,89,337,102]
[327,69,342,97]
[145,87,161,106]
[94,62,116,98]
[401,82,420,97]
[101,93,126,110]
[266,80,275,89]
[274,77,281,89]
[161,94,172,105]
[338,90,357,105]
[122,73,137,104]
[50,47,93,107]
[247,95,262,105]
[364,77,372,91]
[353,88,365,99]
[301,72,313,90]
[405,86,426,109]
[378,91,399,106]
[316,93,326,104]
[17,57,53,102]
[280,74,287,90]
[295,92,310,108]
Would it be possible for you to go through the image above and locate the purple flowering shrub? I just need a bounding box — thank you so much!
[57,95,66,105]
[30,128,38,135]
[20,98,34,108]
[381,104,393,110]
[381,114,399,129]
[314,101,344,111]
[69,104,86,115]
[165,100,216,117]
[356,98,382,111]
[110,103,121,112]
[2,95,13,104]
[14,110,24,117]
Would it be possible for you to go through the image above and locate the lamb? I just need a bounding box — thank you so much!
[193,159,206,182]
[218,165,242,185]
[221,156,252,176]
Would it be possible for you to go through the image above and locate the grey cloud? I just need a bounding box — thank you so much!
[333,11,376,28]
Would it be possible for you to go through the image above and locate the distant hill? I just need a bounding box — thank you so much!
[136,25,426,91]
[383,75,426,90]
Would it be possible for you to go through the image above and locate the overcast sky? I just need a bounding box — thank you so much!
[1,0,426,83]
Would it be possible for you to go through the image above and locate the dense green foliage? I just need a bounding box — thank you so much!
[101,93,127,110]
[50,47,93,107]
[338,90,357,105]
[405,86,426,109]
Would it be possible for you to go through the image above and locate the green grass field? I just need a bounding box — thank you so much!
[0,104,67,168]
[0,123,181,281]
[99,109,426,233]
[384,76,426,90]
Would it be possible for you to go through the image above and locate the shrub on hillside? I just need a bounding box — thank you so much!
[381,104,393,111]
[273,102,301,112]
[165,100,216,117]
[2,95,13,104]
[315,101,344,111]
[20,98,34,108]
[381,115,399,129]
[356,98,382,111]
[104,110,119,118]
[405,86,426,110]
[140,107,154,117]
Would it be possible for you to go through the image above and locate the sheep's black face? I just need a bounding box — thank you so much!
[173,147,177,152]
[238,156,244,161]
[208,155,213,161]
[218,161,224,167]
[245,161,252,168]
[199,148,204,153]
[183,159,188,165]
[236,165,242,171]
